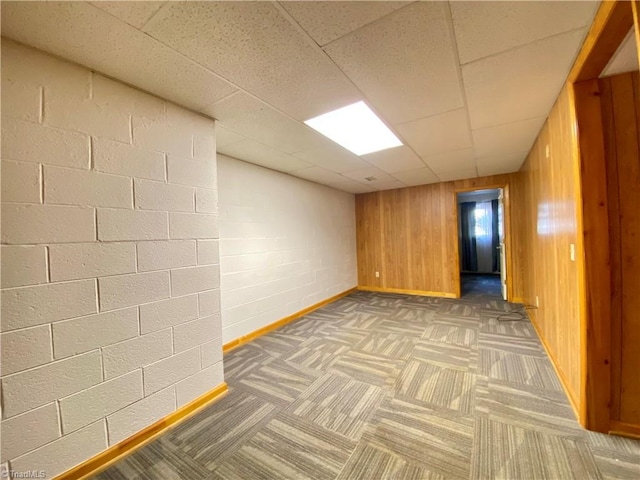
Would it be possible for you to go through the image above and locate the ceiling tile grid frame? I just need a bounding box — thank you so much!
[1,1,599,193]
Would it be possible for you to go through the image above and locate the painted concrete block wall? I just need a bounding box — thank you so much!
[0,40,223,478]
[217,154,357,343]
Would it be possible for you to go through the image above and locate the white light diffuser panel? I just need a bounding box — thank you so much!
[304,101,402,156]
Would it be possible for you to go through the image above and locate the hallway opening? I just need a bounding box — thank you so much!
[456,188,506,299]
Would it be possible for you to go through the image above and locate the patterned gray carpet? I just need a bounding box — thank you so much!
[95,277,640,480]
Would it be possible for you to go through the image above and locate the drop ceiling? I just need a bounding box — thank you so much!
[1,1,599,193]
[601,29,639,78]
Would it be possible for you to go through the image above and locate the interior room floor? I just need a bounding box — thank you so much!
[95,290,640,480]
[461,273,501,297]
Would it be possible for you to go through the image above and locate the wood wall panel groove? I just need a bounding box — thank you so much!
[599,71,640,427]
[356,174,514,298]
[516,85,584,418]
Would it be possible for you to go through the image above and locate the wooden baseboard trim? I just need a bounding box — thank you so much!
[527,311,582,424]
[357,285,457,298]
[609,420,640,439]
[511,297,525,304]
[54,383,229,480]
[223,287,357,354]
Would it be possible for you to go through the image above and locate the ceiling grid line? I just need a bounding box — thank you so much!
[272,0,435,188]
[1,0,603,192]
[443,0,479,179]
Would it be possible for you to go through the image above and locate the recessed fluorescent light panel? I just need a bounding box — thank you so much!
[304,101,402,156]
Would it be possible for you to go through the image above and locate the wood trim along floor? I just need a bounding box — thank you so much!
[609,420,640,439]
[54,383,229,480]
[527,310,581,424]
[357,285,457,298]
[222,287,358,354]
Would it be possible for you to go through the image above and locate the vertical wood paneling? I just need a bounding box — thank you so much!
[504,85,584,415]
[600,71,640,426]
[574,78,613,432]
[355,174,513,297]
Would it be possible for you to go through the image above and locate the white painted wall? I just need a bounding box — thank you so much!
[218,155,357,343]
[0,40,223,478]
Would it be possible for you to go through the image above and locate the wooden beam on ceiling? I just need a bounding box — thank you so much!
[569,0,634,83]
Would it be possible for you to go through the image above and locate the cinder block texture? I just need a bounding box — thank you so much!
[1,280,97,331]
[52,308,138,359]
[2,117,90,169]
[1,160,41,204]
[0,245,48,288]
[2,350,103,417]
[139,295,198,334]
[200,337,223,369]
[198,289,221,317]
[102,329,173,380]
[107,387,176,445]
[10,421,107,478]
[170,265,220,297]
[93,137,165,181]
[97,208,168,241]
[167,156,216,188]
[143,347,200,396]
[98,271,170,311]
[217,155,357,343]
[2,204,95,244]
[197,240,220,265]
[169,212,218,240]
[137,240,196,272]
[176,363,224,407]
[173,314,221,353]
[49,242,136,282]
[0,40,223,479]
[44,166,133,208]
[134,179,194,212]
[0,402,60,462]
[195,187,218,213]
[59,370,143,434]
[0,325,53,376]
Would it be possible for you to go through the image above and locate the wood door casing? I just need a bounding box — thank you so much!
[600,71,640,426]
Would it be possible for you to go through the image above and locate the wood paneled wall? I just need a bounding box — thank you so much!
[355,77,640,435]
[356,174,514,297]
[600,71,640,427]
[515,85,584,412]
[356,85,585,416]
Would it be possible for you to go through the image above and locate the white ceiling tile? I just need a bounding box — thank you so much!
[1,2,237,111]
[476,152,527,177]
[396,109,472,158]
[202,91,327,154]
[324,2,463,125]
[472,116,545,159]
[331,181,377,194]
[290,167,349,186]
[421,148,475,174]
[3,0,593,194]
[342,166,394,184]
[143,1,360,121]
[369,180,407,191]
[462,29,587,129]
[437,168,478,182]
[293,143,368,173]
[90,1,167,29]
[451,1,598,64]
[392,168,440,187]
[216,125,245,149]
[220,139,313,173]
[361,146,425,173]
[601,29,639,78]
[280,1,410,47]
